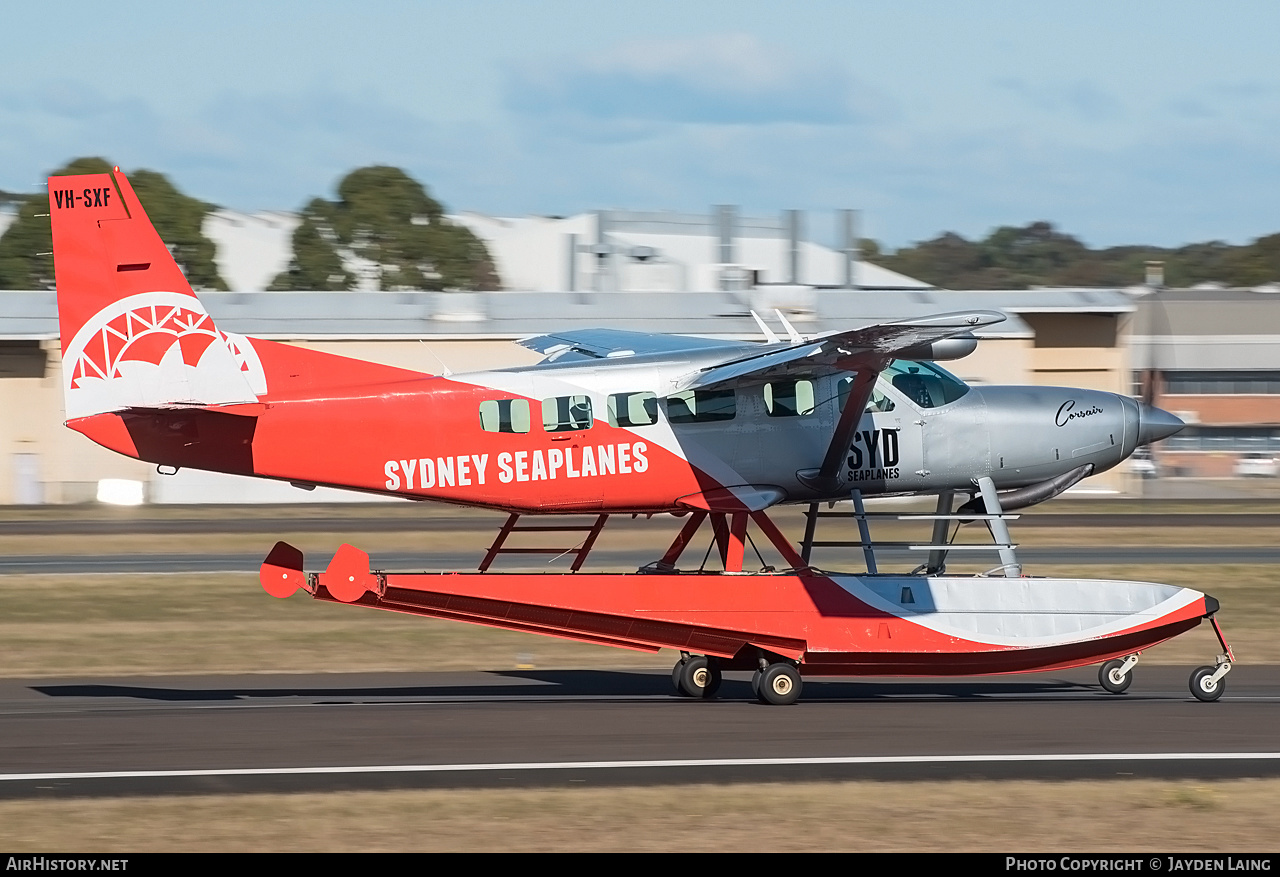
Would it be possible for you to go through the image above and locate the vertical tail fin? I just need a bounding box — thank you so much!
[49,168,260,420]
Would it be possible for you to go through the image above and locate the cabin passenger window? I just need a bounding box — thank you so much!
[665,388,736,423]
[764,379,815,417]
[542,395,593,432]
[607,392,658,427]
[479,399,531,433]
[838,376,895,413]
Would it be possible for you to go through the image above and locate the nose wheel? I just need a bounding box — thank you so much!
[1188,615,1235,703]
[1190,658,1231,702]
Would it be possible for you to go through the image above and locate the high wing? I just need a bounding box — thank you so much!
[667,309,1007,493]
[678,310,1006,391]
[518,328,748,362]
[520,312,1005,492]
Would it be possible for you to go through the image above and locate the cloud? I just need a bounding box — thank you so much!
[995,77,1122,122]
[505,32,891,130]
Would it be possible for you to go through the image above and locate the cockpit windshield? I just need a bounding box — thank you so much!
[882,359,970,408]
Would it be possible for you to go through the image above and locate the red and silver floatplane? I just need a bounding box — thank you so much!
[49,167,1233,705]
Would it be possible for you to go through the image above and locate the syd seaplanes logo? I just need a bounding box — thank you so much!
[62,290,266,419]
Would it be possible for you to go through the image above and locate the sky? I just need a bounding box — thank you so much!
[3,1,1279,251]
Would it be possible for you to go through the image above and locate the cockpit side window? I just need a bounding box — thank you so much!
[838,376,896,413]
[882,360,969,408]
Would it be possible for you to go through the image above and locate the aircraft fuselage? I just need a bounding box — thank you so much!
[74,348,1175,513]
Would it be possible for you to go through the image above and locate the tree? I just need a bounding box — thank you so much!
[0,157,228,290]
[129,169,227,291]
[269,166,500,291]
[880,221,1280,290]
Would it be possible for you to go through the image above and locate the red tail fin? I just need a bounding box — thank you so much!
[49,169,259,419]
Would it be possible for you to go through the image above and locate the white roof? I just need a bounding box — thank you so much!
[454,210,931,292]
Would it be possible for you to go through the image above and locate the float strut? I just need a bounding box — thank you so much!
[976,476,1020,577]
[655,510,709,570]
[926,490,954,574]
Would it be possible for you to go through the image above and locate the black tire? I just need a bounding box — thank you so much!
[757,663,802,706]
[1099,659,1133,694]
[700,658,723,698]
[678,656,721,699]
[751,669,763,698]
[671,658,688,696]
[1190,665,1225,702]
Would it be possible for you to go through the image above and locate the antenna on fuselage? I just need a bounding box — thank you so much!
[419,340,453,376]
[749,310,782,344]
[774,309,805,343]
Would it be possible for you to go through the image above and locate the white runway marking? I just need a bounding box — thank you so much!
[5,752,1280,783]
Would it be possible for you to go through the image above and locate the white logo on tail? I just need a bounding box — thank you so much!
[62,291,266,419]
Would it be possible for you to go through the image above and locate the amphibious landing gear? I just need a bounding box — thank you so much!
[1188,615,1236,702]
[671,653,801,704]
[755,662,802,706]
[1099,654,1139,694]
[671,653,722,699]
[1095,617,1235,702]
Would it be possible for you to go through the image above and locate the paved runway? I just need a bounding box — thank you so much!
[1,665,1277,797]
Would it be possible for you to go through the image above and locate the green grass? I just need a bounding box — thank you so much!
[0,573,669,677]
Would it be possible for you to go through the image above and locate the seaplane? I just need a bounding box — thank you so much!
[48,167,1235,704]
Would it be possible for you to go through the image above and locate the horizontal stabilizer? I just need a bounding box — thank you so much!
[261,541,306,598]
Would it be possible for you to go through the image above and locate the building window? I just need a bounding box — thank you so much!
[1163,426,1280,452]
[1162,371,1280,395]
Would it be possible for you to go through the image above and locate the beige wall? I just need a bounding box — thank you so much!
[945,338,1034,386]
[2,343,155,504]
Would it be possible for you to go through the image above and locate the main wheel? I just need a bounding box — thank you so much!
[1099,659,1133,694]
[1190,666,1225,702]
[671,657,688,695]
[677,656,722,699]
[751,669,763,698]
[756,663,802,706]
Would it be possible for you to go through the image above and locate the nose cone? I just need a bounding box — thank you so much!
[1137,403,1185,446]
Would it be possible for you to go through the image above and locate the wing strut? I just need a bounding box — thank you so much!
[798,368,880,493]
